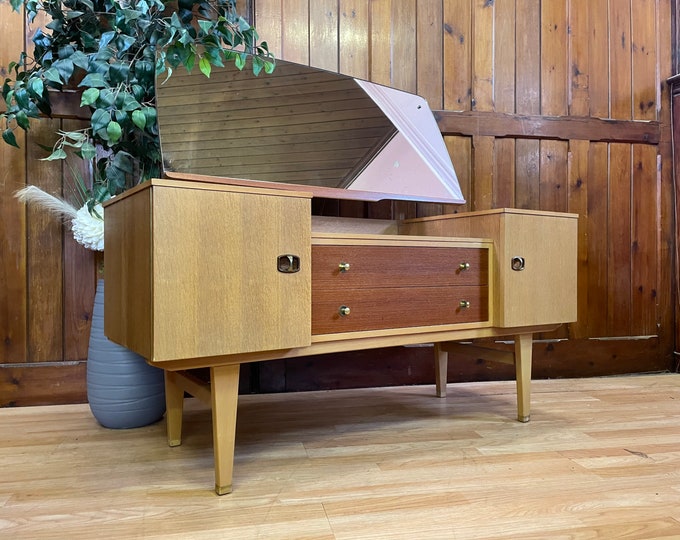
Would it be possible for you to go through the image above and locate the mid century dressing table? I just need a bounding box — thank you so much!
[104,59,578,494]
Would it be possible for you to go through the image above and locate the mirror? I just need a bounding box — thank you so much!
[156,58,465,204]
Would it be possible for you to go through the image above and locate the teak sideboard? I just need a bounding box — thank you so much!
[104,177,578,494]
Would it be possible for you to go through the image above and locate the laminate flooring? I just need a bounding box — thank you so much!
[2,373,680,539]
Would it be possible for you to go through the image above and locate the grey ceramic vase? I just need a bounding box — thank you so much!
[87,279,166,429]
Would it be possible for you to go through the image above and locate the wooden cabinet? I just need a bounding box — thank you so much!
[104,179,313,361]
[104,178,578,495]
[400,208,578,328]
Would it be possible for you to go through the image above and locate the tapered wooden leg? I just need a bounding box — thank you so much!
[165,371,184,447]
[515,333,533,423]
[210,364,240,495]
[434,343,448,398]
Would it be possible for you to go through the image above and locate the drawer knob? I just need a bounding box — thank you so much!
[459,262,471,271]
[459,300,471,309]
[338,305,351,316]
[338,262,351,272]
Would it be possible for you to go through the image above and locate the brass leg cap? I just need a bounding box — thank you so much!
[215,484,233,496]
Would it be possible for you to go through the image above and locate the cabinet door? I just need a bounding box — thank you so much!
[498,212,577,327]
[151,186,311,361]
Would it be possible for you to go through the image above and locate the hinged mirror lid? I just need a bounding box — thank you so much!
[156,57,464,204]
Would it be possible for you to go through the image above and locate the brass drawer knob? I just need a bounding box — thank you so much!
[338,305,351,316]
[459,262,471,271]
[338,262,351,272]
[459,300,471,309]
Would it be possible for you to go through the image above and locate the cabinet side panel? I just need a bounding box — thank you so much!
[151,187,311,360]
[104,189,153,358]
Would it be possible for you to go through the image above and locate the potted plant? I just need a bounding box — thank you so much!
[1,0,274,427]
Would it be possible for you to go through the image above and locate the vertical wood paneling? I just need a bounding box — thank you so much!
[443,0,471,111]
[567,139,590,339]
[608,143,633,335]
[0,2,27,364]
[26,119,64,362]
[610,1,633,119]
[541,0,569,116]
[370,0,392,85]
[391,0,416,92]
[632,0,658,121]
[416,0,444,109]
[471,0,493,111]
[493,0,516,208]
[631,144,659,335]
[62,121,95,361]
[515,0,541,209]
[339,1,369,78]
[253,0,283,55]
[282,0,309,64]
[1,0,676,404]
[568,0,590,116]
[586,142,610,337]
[656,0,676,358]
[310,1,339,70]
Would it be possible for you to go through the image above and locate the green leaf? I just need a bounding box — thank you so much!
[80,88,100,106]
[106,121,122,143]
[131,109,146,129]
[234,53,246,70]
[78,72,108,88]
[80,141,96,160]
[28,78,44,98]
[2,128,19,148]
[91,109,111,132]
[199,56,211,78]
[121,93,141,112]
[44,67,62,84]
[41,148,68,161]
[15,110,30,130]
[70,51,89,70]
[142,106,156,127]
[198,20,214,34]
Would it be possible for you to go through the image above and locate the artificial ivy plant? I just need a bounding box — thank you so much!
[1,0,274,207]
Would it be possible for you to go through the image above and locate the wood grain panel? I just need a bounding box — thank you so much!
[310,0,339,70]
[312,245,488,288]
[443,0,471,111]
[610,0,633,119]
[587,0,610,117]
[472,0,494,111]
[608,143,633,336]
[390,0,416,92]
[568,0,589,116]
[567,139,590,339]
[312,285,489,334]
[0,1,27,365]
[281,0,309,64]
[416,0,443,109]
[339,1,369,79]
[631,144,659,335]
[253,0,282,55]
[369,0,391,85]
[26,119,63,363]
[632,0,658,121]
[541,0,569,116]
[586,142,610,337]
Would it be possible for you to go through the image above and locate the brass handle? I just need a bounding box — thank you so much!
[338,262,351,272]
[459,262,471,271]
[339,305,351,316]
[459,300,471,309]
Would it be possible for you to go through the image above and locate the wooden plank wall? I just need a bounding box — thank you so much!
[0,5,94,406]
[251,0,678,391]
[0,0,677,405]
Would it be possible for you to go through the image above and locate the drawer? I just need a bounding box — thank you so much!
[312,245,488,288]
[312,285,488,334]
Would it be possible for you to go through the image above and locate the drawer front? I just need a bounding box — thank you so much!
[312,286,488,334]
[312,245,488,289]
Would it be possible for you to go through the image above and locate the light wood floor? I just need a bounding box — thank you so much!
[2,374,680,539]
